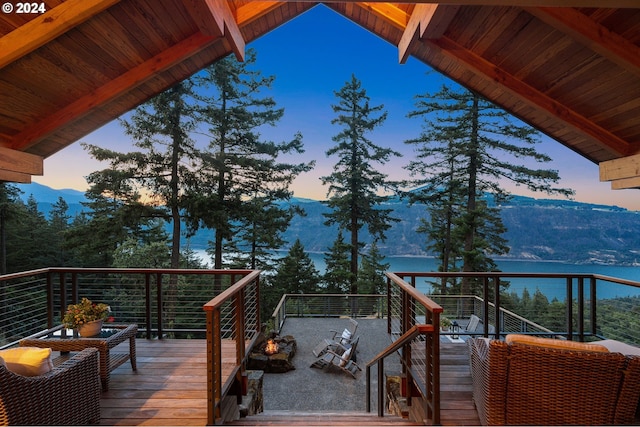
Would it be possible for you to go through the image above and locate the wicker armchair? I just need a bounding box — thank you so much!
[469,337,640,425]
[0,348,101,426]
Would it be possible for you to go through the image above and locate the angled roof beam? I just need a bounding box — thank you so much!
[600,154,640,189]
[0,0,121,70]
[236,1,282,25]
[10,32,217,152]
[0,147,43,183]
[526,7,640,77]
[184,0,245,61]
[356,2,409,30]
[426,36,631,157]
[399,4,458,64]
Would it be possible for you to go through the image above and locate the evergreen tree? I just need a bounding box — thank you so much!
[65,168,167,267]
[83,80,198,269]
[322,231,352,293]
[356,240,389,295]
[189,48,313,269]
[47,197,72,266]
[322,75,401,293]
[404,84,574,295]
[273,239,320,294]
[0,183,21,274]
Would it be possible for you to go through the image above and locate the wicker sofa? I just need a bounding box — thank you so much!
[469,336,640,425]
[0,348,101,426]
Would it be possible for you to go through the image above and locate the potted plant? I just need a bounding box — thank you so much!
[62,298,112,337]
[440,316,452,332]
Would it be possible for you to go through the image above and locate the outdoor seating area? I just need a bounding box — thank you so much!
[310,335,362,378]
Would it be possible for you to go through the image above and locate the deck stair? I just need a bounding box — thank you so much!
[227,410,422,426]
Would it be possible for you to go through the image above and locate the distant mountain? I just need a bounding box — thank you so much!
[16,182,87,218]
[15,183,640,265]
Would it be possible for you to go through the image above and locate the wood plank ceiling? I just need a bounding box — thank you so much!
[0,1,639,189]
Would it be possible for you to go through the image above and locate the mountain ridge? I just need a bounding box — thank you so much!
[15,182,640,265]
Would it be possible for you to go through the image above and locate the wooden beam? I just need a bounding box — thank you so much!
[0,0,121,70]
[184,0,225,38]
[0,147,43,178]
[184,0,245,61]
[526,7,640,77]
[236,1,282,26]
[0,170,32,183]
[356,2,409,30]
[599,153,640,183]
[399,4,459,64]
[611,177,640,190]
[10,32,216,152]
[426,36,631,157]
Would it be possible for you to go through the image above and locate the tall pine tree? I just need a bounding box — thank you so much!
[189,49,313,270]
[404,84,574,295]
[322,75,401,293]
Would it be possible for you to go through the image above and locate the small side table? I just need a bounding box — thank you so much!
[20,324,138,391]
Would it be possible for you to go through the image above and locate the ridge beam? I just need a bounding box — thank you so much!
[399,4,459,64]
[184,0,245,61]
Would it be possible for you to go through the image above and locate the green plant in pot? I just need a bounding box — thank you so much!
[62,298,112,336]
[440,316,452,331]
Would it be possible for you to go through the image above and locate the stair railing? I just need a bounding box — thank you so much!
[364,273,443,424]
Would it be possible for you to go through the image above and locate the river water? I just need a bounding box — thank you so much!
[192,249,640,300]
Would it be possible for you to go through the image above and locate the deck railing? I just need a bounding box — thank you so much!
[203,270,261,425]
[270,293,386,332]
[393,271,640,344]
[370,272,443,424]
[0,267,257,348]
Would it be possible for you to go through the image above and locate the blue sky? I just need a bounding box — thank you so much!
[34,5,640,210]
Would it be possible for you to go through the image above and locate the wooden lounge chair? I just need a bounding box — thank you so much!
[330,318,358,345]
[313,318,359,357]
[310,336,361,378]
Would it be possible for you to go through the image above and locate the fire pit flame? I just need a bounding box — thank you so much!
[264,339,279,355]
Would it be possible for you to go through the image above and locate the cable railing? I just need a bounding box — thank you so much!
[270,293,387,333]
[0,267,257,348]
[370,272,443,424]
[393,271,640,344]
[203,270,261,425]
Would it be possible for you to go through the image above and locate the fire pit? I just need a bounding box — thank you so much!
[248,333,297,373]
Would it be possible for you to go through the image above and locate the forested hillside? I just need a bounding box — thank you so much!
[19,183,640,265]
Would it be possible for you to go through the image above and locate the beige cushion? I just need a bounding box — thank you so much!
[506,334,609,353]
[596,339,640,356]
[0,347,54,376]
[340,348,351,367]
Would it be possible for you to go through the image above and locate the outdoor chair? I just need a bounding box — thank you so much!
[310,336,361,378]
[0,348,101,426]
[465,314,480,333]
[312,318,358,357]
[330,318,358,345]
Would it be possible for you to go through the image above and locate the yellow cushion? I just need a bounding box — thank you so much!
[505,334,609,353]
[0,347,54,376]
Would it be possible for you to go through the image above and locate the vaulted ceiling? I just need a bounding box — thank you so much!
[1,1,639,189]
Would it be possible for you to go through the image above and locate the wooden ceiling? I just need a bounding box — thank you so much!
[1,1,639,189]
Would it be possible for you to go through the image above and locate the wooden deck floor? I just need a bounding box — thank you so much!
[99,338,478,426]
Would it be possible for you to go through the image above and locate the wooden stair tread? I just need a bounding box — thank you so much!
[228,410,422,425]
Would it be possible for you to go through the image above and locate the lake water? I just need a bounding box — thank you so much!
[192,249,640,300]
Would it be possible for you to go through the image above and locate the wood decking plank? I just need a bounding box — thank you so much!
[99,335,479,426]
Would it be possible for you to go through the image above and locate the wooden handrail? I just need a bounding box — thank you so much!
[366,324,434,368]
